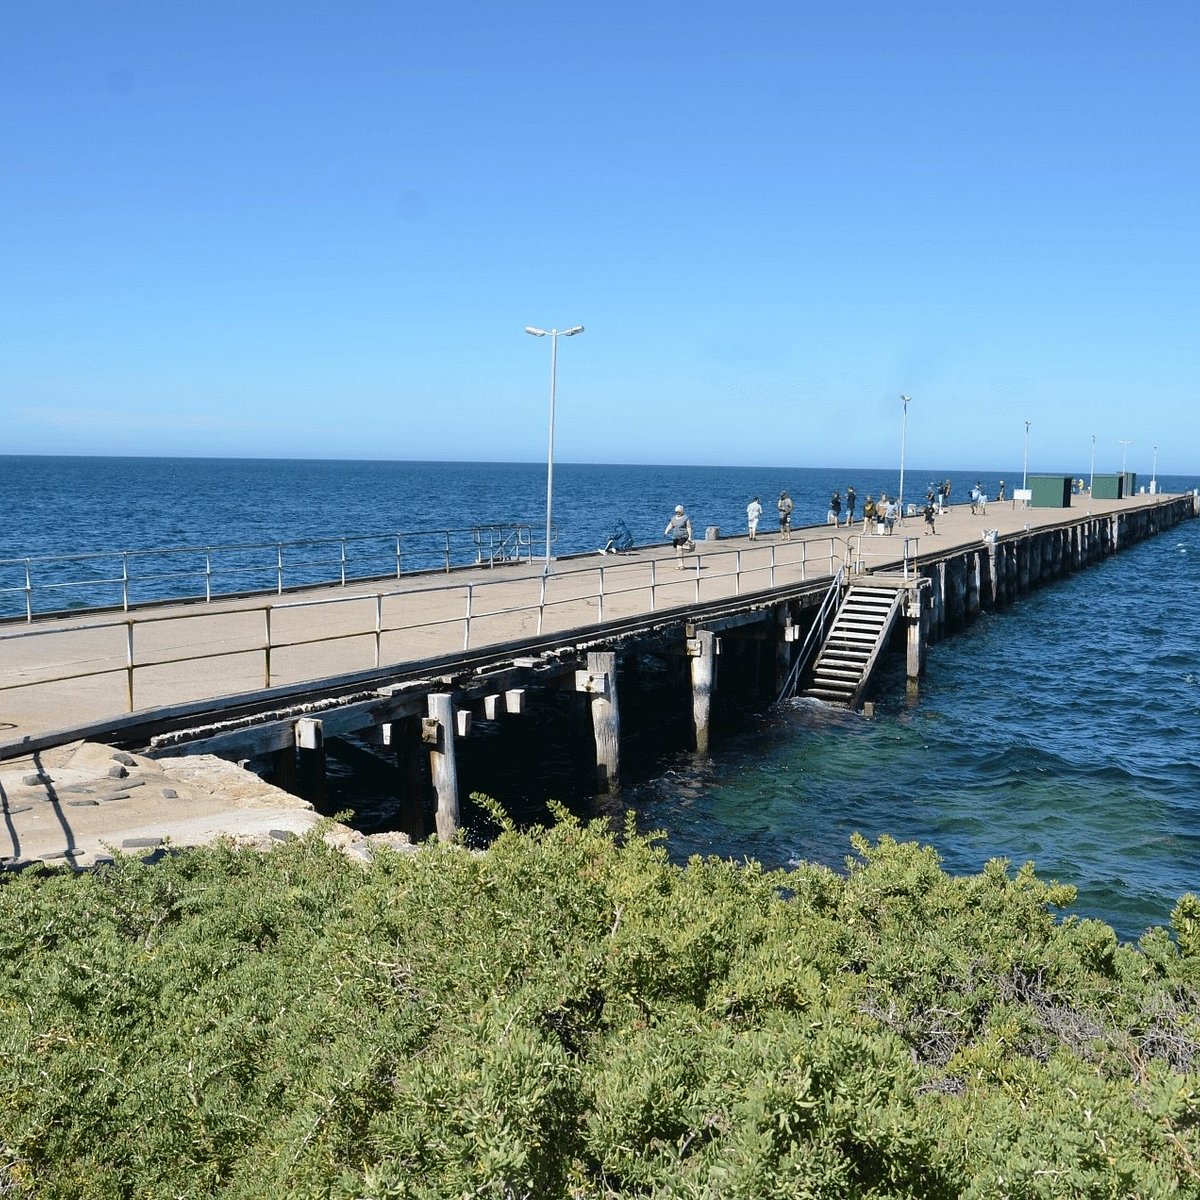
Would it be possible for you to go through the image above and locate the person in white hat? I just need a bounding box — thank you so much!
[664,504,693,569]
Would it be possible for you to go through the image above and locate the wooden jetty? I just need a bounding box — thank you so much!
[1,490,1195,848]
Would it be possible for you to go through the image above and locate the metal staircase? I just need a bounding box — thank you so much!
[802,585,904,708]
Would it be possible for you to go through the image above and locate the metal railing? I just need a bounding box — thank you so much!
[777,567,846,703]
[0,523,544,622]
[0,537,845,732]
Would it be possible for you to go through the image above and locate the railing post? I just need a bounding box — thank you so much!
[598,565,605,624]
[649,559,657,612]
[538,573,547,636]
[463,584,473,650]
[395,535,402,579]
[340,538,347,586]
[125,621,135,712]
[444,532,451,573]
[205,549,212,602]
[770,545,777,588]
[24,559,32,622]
[735,549,741,595]
[122,552,130,612]
[375,593,383,667]
[276,545,284,594]
[693,554,701,602]
[264,606,272,687]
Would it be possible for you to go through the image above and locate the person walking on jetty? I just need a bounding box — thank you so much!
[884,496,898,534]
[746,496,763,541]
[827,490,841,526]
[664,504,694,569]
[924,496,937,534]
[845,485,856,527]
[998,479,1006,502]
[939,478,951,513]
[777,491,793,541]
[862,494,877,533]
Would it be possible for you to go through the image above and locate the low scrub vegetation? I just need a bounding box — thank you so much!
[3,804,1200,1198]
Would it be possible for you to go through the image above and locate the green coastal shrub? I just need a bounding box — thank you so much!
[1,809,1198,1198]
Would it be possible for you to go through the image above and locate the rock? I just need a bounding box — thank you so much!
[107,764,129,779]
[161,788,179,799]
[22,773,46,787]
[66,799,100,807]
[111,752,137,767]
[121,837,163,849]
[269,829,298,842]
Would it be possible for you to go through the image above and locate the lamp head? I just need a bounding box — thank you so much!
[563,325,584,336]
[525,326,547,337]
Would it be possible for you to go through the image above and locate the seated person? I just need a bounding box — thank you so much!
[601,518,634,554]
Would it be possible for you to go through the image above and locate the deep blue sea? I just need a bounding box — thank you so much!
[3,455,1198,942]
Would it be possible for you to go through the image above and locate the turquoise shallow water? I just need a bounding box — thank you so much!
[626,520,1200,942]
[2,455,1198,942]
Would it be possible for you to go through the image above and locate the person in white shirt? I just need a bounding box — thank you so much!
[746,496,763,541]
[884,497,898,534]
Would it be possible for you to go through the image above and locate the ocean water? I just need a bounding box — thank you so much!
[3,455,1198,941]
[625,520,1200,943]
[0,455,1053,575]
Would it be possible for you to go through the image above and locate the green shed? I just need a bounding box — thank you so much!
[1092,473,1123,499]
[1029,475,1073,508]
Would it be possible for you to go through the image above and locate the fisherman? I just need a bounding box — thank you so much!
[777,491,793,541]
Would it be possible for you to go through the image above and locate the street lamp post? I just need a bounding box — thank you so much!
[1119,439,1133,478]
[1022,420,1031,491]
[1090,433,1095,495]
[1151,444,1158,493]
[898,394,911,525]
[525,324,584,573]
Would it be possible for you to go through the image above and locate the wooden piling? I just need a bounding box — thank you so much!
[967,551,981,617]
[905,586,924,697]
[271,743,298,794]
[295,717,326,803]
[690,629,718,755]
[774,605,794,693]
[385,715,427,841]
[426,693,460,841]
[586,650,621,792]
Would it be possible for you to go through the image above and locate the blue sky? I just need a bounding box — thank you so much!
[3,1,1197,476]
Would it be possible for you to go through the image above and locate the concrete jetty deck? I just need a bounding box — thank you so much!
[0,490,1189,757]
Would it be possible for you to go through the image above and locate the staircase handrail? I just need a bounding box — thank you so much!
[776,565,845,704]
